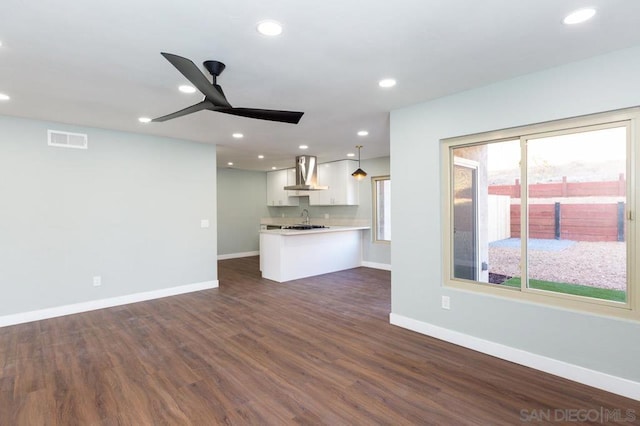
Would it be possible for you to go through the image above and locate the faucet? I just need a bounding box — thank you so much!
[300,209,310,225]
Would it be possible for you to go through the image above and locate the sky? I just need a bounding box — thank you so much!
[488,125,626,170]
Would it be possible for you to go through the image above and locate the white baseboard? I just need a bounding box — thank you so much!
[0,280,218,328]
[361,261,391,271]
[218,251,259,260]
[389,313,640,401]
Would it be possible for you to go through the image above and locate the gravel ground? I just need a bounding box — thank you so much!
[489,241,626,290]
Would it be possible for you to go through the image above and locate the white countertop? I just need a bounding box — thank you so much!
[260,225,370,236]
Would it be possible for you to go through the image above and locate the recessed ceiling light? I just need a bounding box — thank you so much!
[271,166,277,170]
[0,93,10,101]
[357,130,369,136]
[299,145,308,150]
[227,162,234,166]
[563,8,596,25]
[179,85,196,94]
[138,117,151,123]
[378,78,396,88]
[257,20,283,36]
[232,133,244,139]
[347,153,355,157]
[258,155,264,159]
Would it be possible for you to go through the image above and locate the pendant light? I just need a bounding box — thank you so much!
[351,145,367,180]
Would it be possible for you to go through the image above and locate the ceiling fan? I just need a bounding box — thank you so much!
[152,53,304,124]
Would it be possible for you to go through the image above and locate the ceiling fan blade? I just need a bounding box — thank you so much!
[160,52,231,107]
[214,107,304,124]
[152,100,213,122]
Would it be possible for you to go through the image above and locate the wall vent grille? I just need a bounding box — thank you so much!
[47,130,88,149]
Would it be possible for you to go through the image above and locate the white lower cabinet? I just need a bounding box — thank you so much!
[260,228,364,282]
[309,160,359,206]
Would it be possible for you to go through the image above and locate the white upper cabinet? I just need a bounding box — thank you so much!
[266,169,299,206]
[309,160,359,206]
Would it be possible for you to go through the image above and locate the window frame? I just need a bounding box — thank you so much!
[372,175,391,244]
[441,107,639,320]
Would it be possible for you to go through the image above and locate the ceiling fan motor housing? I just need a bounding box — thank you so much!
[203,60,226,77]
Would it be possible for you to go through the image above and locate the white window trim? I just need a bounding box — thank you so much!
[441,107,640,321]
[372,175,391,244]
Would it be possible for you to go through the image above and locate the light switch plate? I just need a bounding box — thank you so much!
[200,219,210,228]
[441,296,451,310]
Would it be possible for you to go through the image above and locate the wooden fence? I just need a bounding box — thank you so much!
[489,175,626,242]
[509,202,625,242]
[489,174,626,198]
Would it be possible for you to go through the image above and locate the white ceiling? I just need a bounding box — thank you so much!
[2,0,640,171]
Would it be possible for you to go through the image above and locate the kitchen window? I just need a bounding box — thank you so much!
[373,175,391,242]
[441,107,640,320]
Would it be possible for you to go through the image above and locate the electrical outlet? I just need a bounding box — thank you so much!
[324,213,330,219]
[200,219,210,228]
[441,295,450,310]
[93,276,102,287]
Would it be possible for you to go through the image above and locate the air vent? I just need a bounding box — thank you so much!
[47,130,88,149]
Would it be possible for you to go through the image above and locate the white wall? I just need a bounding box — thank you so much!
[217,168,269,256]
[390,45,640,384]
[0,115,218,318]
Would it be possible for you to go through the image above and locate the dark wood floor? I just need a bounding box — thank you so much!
[1,257,638,425]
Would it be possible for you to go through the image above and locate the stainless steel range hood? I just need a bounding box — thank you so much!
[284,155,328,191]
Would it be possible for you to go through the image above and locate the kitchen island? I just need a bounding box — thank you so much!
[259,226,369,282]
